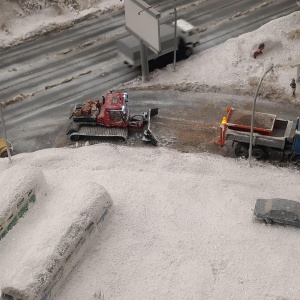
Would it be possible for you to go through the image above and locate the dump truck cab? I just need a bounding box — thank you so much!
[292,117,300,156]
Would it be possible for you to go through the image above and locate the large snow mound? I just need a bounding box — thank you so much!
[1,144,300,299]
[121,12,300,100]
[0,0,123,49]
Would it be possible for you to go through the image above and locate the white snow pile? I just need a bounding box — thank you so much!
[0,0,123,49]
[1,3,300,299]
[0,166,113,300]
[0,145,300,299]
[121,11,300,100]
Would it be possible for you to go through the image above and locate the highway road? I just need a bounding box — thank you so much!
[0,0,299,155]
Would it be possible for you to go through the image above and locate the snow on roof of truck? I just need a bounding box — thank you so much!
[174,19,195,32]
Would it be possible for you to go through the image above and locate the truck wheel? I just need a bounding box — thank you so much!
[1,151,8,158]
[70,134,80,142]
[184,47,193,58]
[234,143,249,158]
[264,218,272,224]
[290,154,300,166]
[294,157,300,166]
[251,147,266,160]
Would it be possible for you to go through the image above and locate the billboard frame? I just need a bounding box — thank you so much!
[124,0,161,53]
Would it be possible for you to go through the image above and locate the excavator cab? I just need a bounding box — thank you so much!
[109,106,128,124]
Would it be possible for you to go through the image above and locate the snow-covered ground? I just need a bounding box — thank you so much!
[1,1,300,299]
[0,0,123,49]
[2,145,300,300]
[121,11,300,100]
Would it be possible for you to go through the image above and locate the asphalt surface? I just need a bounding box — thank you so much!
[114,90,300,155]
[4,89,300,162]
[0,0,299,159]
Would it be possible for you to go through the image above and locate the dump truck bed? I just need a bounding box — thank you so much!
[226,109,276,135]
[225,118,293,150]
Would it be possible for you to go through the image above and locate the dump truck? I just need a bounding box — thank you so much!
[66,91,159,145]
[215,107,300,162]
[116,19,200,67]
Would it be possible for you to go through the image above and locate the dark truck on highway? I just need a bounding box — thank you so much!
[117,19,200,67]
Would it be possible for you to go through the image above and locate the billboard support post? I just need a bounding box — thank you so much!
[140,40,150,82]
[172,1,177,71]
[124,0,161,81]
[248,64,273,167]
[0,103,12,163]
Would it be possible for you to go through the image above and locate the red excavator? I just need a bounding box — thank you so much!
[66,91,159,145]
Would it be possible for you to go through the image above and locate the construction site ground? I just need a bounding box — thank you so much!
[57,89,300,166]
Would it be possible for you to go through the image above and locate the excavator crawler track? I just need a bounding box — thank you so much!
[69,125,128,142]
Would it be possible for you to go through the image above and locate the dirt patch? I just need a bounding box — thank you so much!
[149,115,222,155]
[287,29,300,40]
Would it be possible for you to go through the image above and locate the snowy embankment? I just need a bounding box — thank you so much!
[1,145,300,299]
[0,164,113,300]
[0,0,123,49]
[0,3,300,299]
[119,12,300,101]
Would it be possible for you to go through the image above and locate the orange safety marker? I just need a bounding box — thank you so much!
[214,117,227,146]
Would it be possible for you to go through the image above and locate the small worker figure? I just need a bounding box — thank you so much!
[253,43,265,59]
[290,78,296,96]
[258,43,265,51]
[96,99,101,109]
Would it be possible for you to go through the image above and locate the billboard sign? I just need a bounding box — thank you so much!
[124,0,161,53]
